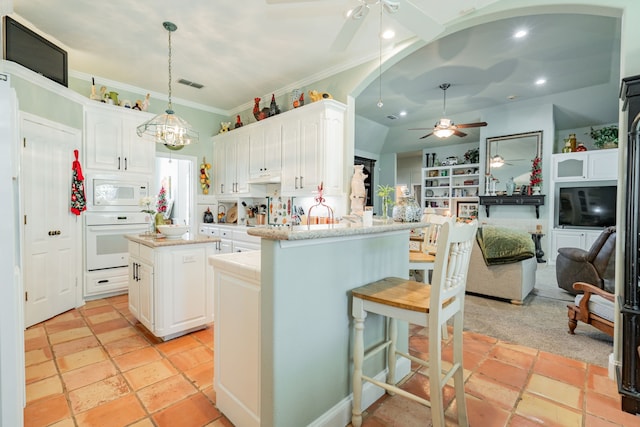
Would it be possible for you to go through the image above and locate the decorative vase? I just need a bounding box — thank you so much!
[531,186,541,195]
[506,177,515,196]
[392,194,422,222]
[148,215,157,235]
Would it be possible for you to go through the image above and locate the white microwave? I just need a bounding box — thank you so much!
[91,178,149,207]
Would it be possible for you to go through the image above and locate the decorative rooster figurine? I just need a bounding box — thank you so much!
[253,97,261,121]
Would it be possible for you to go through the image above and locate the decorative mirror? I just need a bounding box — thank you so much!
[485,130,543,191]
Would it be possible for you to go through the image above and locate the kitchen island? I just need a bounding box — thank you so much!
[126,233,221,341]
[209,221,425,427]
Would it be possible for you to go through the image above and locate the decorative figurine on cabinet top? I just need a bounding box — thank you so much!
[218,122,231,134]
[309,90,333,102]
[234,115,243,128]
[253,97,261,121]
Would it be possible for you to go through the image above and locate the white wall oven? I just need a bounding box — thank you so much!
[85,212,149,271]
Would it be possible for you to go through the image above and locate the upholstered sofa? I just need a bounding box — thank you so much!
[466,226,537,305]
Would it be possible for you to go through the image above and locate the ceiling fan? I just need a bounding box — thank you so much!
[410,83,488,139]
[266,0,443,51]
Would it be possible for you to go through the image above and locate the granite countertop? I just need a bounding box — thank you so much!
[246,221,429,241]
[125,233,221,248]
[208,250,261,281]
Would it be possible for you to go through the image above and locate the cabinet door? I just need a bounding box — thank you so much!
[235,131,251,193]
[298,114,322,193]
[587,149,618,180]
[137,260,154,332]
[128,258,139,318]
[224,135,237,193]
[121,114,155,175]
[263,120,282,176]
[281,118,300,193]
[85,110,122,171]
[552,153,587,181]
[213,138,227,195]
[249,126,266,179]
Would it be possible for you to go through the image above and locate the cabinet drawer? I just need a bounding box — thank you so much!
[85,270,128,297]
[139,244,154,264]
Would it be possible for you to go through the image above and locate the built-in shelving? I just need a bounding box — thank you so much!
[421,163,480,218]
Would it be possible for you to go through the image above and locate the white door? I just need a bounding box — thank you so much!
[22,115,80,327]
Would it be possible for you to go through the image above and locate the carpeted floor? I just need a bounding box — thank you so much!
[463,262,613,367]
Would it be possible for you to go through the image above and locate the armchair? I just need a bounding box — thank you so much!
[556,226,616,295]
[567,281,614,337]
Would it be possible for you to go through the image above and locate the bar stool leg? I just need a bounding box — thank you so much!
[453,312,469,426]
[387,317,397,388]
[429,315,445,427]
[351,299,366,427]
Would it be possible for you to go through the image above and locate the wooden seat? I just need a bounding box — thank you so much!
[567,281,614,337]
[351,220,478,427]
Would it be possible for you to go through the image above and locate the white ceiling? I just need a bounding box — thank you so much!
[9,1,621,151]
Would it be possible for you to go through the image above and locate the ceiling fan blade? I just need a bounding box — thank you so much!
[265,0,323,3]
[419,132,434,139]
[453,129,468,137]
[330,6,369,51]
[408,127,432,130]
[456,122,488,129]
[391,0,444,42]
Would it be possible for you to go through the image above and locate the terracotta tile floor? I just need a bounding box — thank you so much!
[24,295,639,426]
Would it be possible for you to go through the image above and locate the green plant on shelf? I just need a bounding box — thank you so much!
[589,125,618,149]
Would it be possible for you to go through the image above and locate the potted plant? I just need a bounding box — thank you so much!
[589,125,618,149]
[529,157,542,195]
[377,184,395,220]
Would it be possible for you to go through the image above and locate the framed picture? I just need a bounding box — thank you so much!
[457,202,478,219]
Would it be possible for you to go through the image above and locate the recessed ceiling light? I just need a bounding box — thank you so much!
[381,29,395,39]
[514,29,528,39]
[399,110,407,117]
[535,78,547,86]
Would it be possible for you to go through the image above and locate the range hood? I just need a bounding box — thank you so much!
[247,174,281,184]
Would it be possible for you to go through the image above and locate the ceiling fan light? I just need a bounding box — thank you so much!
[490,154,505,167]
[434,128,455,138]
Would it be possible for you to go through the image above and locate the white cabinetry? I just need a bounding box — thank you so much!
[128,239,214,340]
[209,251,261,427]
[128,242,154,332]
[212,129,250,196]
[249,119,282,182]
[421,164,480,217]
[281,100,346,196]
[552,149,618,181]
[85,105,155,175]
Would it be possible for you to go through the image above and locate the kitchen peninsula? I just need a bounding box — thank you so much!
[209,221,425,427]
[126,234,220,341]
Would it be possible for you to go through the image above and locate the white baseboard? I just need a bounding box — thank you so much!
[608,352,619,380]
[307,357,412,427]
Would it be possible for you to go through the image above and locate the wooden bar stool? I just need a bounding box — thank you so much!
[351,220,477,427]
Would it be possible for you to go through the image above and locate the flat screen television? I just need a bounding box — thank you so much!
[558,185,616,228]
[2,16,68,87]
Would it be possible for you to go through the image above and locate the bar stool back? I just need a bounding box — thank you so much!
[351,220,478,427]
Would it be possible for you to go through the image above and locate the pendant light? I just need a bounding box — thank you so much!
[376,3,384,108]
[137,21,199,148]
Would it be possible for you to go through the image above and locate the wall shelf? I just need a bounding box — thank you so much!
[479,195,545,218]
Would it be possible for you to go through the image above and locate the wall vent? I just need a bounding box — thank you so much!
[386,114,398,120]
[177,78,204,89]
